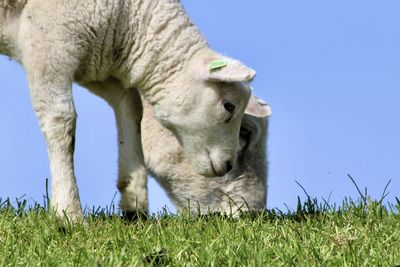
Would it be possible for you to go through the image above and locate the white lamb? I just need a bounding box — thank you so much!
[141,94,271,214]
[0,0,266,219]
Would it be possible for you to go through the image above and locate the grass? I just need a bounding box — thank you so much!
[0,178,400,266]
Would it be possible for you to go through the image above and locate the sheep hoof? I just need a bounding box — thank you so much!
[122,210,148,222]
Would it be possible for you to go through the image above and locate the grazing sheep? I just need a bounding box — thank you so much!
[0,0,265,219]
[142,94,271,214]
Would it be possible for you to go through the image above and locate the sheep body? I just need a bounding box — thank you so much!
[0,0,260,219]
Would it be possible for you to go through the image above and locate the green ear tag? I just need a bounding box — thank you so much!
[208,59,227,71]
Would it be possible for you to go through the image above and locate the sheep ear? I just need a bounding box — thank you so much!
[202,57,256,82]
[245,94,271,118]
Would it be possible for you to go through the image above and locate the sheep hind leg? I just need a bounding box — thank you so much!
[87,81,148,220]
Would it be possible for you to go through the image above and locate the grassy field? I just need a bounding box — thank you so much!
[0,195,399,267]
[1,176,400,266]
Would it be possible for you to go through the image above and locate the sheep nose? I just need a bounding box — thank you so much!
[225,160,233,173]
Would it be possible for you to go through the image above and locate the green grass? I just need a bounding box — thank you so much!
[1,178,399,266]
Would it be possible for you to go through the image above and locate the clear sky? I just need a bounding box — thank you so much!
[1,1,399,214]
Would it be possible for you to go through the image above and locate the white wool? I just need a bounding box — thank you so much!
[0,0,263,219]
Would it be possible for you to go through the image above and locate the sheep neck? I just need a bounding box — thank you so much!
[114,0,208,105]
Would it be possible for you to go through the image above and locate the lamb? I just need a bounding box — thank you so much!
[141,94,271,214]
[0,0,266,219]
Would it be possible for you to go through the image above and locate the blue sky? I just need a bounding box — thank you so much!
[1,1,399,214]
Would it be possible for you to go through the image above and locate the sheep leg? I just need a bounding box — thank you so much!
[115,89,148,217]
[87,81,148,217]
[26,69,83,220]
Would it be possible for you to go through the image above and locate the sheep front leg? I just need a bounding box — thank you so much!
[115,88,148,218]
[87,82,148,218]
[27,73,83,220]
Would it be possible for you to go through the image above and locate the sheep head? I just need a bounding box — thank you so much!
[153,49,266,177]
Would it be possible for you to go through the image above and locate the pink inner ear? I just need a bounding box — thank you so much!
[245,94,271,118]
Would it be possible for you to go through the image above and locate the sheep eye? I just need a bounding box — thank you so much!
[240,126,251,136]
[223,102,236,114]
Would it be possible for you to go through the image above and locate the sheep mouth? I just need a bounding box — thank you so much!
[206,150,218,177]
[209,156,227,177]
[203,149,228,177]
[210,160,218,177]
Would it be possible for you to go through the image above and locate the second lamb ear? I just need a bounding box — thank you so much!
[201,57,256,82]
[245,94,272,118]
